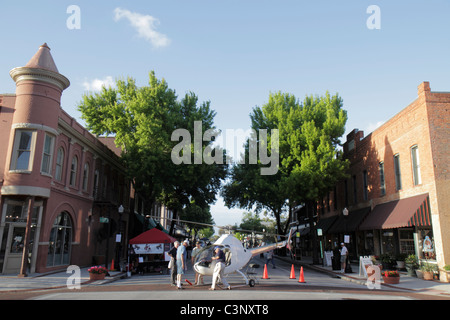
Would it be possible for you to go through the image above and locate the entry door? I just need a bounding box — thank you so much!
[2,225,26,274]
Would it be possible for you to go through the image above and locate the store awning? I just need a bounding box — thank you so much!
[327,207,371,234]
[129,228,176,245]
[359,193,430,230]
[316,216,338,234]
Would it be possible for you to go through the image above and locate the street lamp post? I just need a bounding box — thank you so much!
[342,207,352,273]
[116,205,124,271]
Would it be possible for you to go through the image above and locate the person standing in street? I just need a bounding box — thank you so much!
[340,242,348,273]
[265,249,276,269]
[209,246,231,291]
[191,242,204,285]
[176,240,189,289]
[168,241,179,286]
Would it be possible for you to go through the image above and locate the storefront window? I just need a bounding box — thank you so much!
[398,229,415,255]
[381,229,395,255]
[47,212,72,267]
[417,228,435,260]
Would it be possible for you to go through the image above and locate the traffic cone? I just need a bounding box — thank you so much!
[298,266,306,283]
[289,264,296,279]
[262,264,270,279]
[110,259,115,271]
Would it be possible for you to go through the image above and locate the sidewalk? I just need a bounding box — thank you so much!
[1,258,450,298]
[0,267,126,292]
[278,255,450,297]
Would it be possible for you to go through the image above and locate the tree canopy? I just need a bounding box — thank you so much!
[78,71,228,218]
[222,91,348,235]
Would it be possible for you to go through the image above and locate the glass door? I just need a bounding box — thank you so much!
[3,225,26,274]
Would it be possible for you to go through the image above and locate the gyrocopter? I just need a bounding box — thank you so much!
[193,233,287,287]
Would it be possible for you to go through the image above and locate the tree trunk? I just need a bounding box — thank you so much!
[307,200,320,265]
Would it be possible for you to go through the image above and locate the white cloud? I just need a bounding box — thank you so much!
[365,120,385,134]
[82,76,115,91]
[113,7,171,49]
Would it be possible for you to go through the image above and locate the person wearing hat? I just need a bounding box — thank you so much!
[209,246,231,290]
[339,242,348,273]
[176,240,189,289]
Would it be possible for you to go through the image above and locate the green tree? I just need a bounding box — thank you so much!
[222,91,348,246]
[78,71,227,222]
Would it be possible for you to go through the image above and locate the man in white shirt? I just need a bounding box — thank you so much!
[339,243,348,273]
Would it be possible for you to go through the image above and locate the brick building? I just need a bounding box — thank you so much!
[0,44,179,275]
[316,82,450,281]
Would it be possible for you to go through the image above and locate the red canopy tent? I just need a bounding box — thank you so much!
[129,228,176,245]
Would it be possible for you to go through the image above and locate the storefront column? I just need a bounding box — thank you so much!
[18,196,35,277]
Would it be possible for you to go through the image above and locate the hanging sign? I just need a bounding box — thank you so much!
[132,243,164,254]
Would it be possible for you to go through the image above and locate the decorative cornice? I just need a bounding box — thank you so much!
[9,67,70,91]
[12,122,59,136]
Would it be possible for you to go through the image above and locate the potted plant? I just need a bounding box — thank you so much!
[441,265,450,282]
[420,262,437,280]
[379,254,394,270]
[382,270,400,284]
[88,265,108,281]
[396,253,407,269]
[405,254,418,277]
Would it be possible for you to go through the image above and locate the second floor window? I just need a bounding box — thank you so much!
[82,163,89,191]
[55,148,64,181]
[379,162,386,196]
[363,170,368,201]
[394,154,402,190]
[69,156,78,186]
[411,145,422,185]
[41,134,55,175]
[10,130,36,171]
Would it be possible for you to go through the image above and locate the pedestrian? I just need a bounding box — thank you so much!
[176,240,189,289]
[209,246,231,290]
[265,249,276,269]
[191,241,204,285]
[168,241,179,285]
[339,242,348,273]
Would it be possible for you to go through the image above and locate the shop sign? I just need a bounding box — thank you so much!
[132,243,164,254]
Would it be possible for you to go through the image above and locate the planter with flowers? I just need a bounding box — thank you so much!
[88,266,108,281]
[382,270,400,284]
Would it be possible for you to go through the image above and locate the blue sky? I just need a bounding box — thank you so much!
[1,1,449,228]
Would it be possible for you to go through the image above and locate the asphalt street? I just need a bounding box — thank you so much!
[20,255,446,301]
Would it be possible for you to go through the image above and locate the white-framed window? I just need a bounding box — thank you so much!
[41,133,55,175]
[55,148,65,181]
[10,129,36,171]
[69,156,78,186]
[411,145,422,185]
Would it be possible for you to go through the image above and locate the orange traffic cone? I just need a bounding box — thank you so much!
[298,266,306,283]
[110,259,115,271]
[289,264,296,279]
[262,264,270,279]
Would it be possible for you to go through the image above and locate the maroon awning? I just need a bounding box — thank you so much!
[359,193,431,230]
[129,228,177,244]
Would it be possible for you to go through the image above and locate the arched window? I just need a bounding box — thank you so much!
[69,156,78,186]
[55,148,64,181]
[82,163,89,191]
[47,212,72,266]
